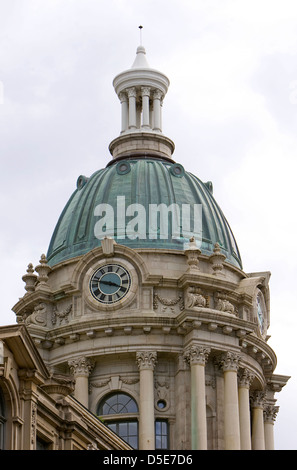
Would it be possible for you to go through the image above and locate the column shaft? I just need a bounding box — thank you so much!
[191,363,207,449]
[218,352,241,450]
[238,386,252,450]
[127,87,137,129]
[136,351,157,450]
[119,92,128,133]
[153,90,162,132]
[251,391,266,450]
[184,345,210,450]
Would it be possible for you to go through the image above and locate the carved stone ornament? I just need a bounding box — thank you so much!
[25,302,47,327]
[22,263,37,294]
[153,292,184,312]
[209,243,226,275]
[215,292,236,315]
[184,236,201,271]
[216,351,241,372]
[185,286,207,309]
[184,345,211,366]
[136,351,157,370]
[35,254,51,287]
[238,368,255,388]
[263,405,279,423]
[52,303,72,326]
[68,356,95,377]
[250,390,266,408]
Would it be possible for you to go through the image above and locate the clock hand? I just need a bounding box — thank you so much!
[100,280,120,287]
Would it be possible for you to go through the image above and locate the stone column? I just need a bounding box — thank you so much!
[153,90,162,132]
[264,404,279,450]
[218,351,241,450]
[251,391,266,450]
[141,87,151,129]
[68,357,95,408]
[119,92,128,133]
[127,87,137,129]
[184,345,210,450]
[238,369,254,450]
[136,351,157,450]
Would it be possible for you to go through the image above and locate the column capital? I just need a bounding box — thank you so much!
[238,368,255,388]
[250,390,266,409]
[136,351,157,371]
[216,351,241,372]
[263,405,279,424]
[184,345,210,366]
[141,86,151,97]
[153,89,163,100]
[127,87,137,98]
[68,356,95,377]
[119,91,128,103]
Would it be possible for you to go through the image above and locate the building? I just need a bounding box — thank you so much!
[1,42,290,450]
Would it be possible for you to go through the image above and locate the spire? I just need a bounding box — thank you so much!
[109,33,175,162]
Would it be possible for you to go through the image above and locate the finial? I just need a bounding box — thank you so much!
[138,25,143,45]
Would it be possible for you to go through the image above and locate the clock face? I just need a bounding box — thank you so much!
[256,294,264,334]
[89,264,131,304]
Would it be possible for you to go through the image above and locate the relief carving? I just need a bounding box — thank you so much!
[52,303,72,326]
[185,286,208,309]
[25,302,48,327]
[153,291,184,313]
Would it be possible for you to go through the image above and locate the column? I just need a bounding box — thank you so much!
[218,351,241,450]
[127,87,137,129]
[119,92,128,133]
[141,87,151,129]
[264,404,279,450]
[136,351,157,450]
[153,90,163,132]
[184,345,210,450]
[68,356,95,408]
[251,390,266,450]
[238,369,254,450]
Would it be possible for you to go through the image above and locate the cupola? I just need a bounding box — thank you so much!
[109,40,175,161]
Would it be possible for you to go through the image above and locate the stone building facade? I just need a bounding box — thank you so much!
[1,43,290,450]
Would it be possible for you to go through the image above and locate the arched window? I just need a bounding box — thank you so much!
[98,392,139,449]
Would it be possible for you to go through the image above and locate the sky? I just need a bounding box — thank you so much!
[0,0,296,450]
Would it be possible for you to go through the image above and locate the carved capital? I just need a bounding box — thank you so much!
[238,368,255,388]
[68,357,95,377]
[250,390,266,408]
[217,351,241,372]
[263,405,279,423]
[136,351,157,371]
[127,87,137,99]
[184,345,210,366]
[141,86,151,97]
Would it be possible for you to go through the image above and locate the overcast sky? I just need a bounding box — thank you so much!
[0,0,296,450]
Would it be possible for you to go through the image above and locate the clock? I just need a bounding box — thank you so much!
[89,264,131,304]
[256,293,264,335]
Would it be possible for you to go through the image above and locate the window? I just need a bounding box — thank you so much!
[98,392,139,449]
[155,419,169,449]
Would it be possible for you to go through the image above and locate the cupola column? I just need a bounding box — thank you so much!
[68,357,95,408]
[184,345,210,450]
[238,368,254,450]
[251,391,266,449]
[141,87,151,129]
[136,351,157,450]
[127,87,137,130]
[153,90,163,132]
[218,352,241,450]
[263,405,279,450]
[119,92,129,133]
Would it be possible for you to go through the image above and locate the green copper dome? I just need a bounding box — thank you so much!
[47,157,242,269]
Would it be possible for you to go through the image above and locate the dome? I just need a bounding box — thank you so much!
[46,157,242,269]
